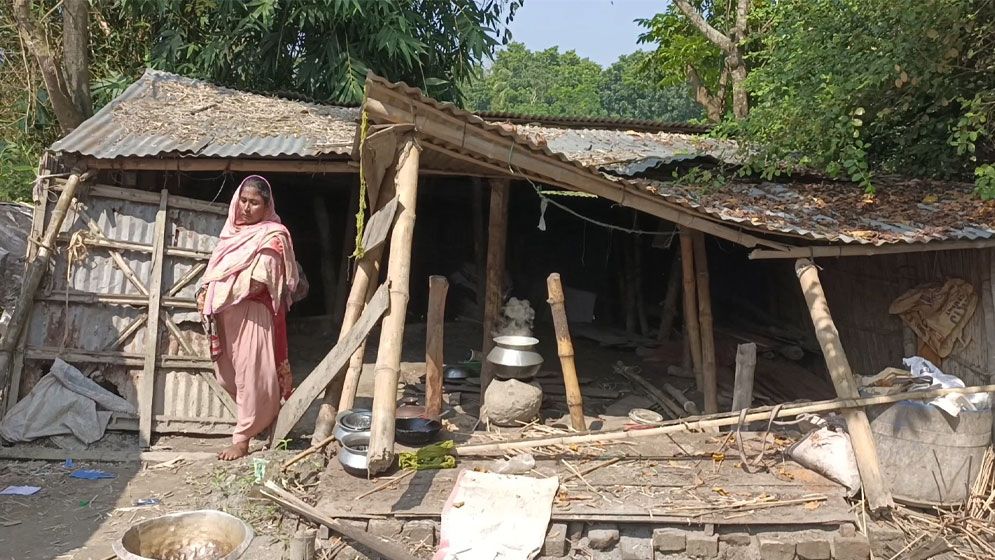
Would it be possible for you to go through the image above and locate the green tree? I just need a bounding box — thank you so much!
[466,42,606,117]
[739,0,995,195]
[598,51,701,122]
[117,0,521,104]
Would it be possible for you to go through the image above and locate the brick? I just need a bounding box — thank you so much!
[588,524,620,551]
[685,534,719,558]
[839,523,857,538]
[868,525,905,559]
[833,536,871,560]
[543,523,569,557]
[340,519,368,531]
[759,537,796,560]
[797,538,831,559]
[652,528,686,553]
[368,518,403,538]
[719,532,752,547]
[620,531,653,560]
[401,520,436,547]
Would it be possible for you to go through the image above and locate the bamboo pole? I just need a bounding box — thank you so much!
[480,178,510,395]
[795,258,894,514]
[547,273,586,431]
[731,343,757,412]
[657,253,682,342]
[456,383,995,456]
[311,168,397,445]
[678,228,703,391]
[367,136,421,474]
[425,275,449,419]
[0,169,87,392]
[333,184,360,324]
[691,231,719,414]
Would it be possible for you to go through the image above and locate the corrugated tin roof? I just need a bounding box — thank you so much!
[51,69,360,159]
[476,112,709,134]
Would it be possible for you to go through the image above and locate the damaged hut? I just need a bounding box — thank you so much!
[2,69,995,558]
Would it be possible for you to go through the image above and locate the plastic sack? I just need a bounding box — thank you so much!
[905,356,991,416]
[788,423,861,497]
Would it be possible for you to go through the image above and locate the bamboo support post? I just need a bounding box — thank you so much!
[731,343,757,412]
[657,253,682,341]
[547,273,586,431]
[0,169,88,389]
[456,383,995,456]
[425,275,449,419]
[795,258,894,514]
[480,178,510,394]
[678,228,703,391]
[367,136,421,475]
[691,230,719,414]
[311,168,398,445]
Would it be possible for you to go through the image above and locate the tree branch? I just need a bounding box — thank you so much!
[734,0,750,42]
[12,0,86,132]
[673,0,735,53]
[687,64,727,122]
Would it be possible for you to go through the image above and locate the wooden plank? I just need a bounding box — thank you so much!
[37,293,197,309]
[360,195,399,254]
[55,232,211,260]
[139,190,169,448]
[24,347,213,368]
[53,179,228,216]
[794,259,894,514]
[731,343,757,412]
[0,447,217,463]
[82,157,356,175]
[363,79,790,252]
[692,231,719,414]
[425,276,449,419]
[271,282,391,444]
[197,370,237,418]
[367,137,421,474]
[679,228,704,391]
[750,238,995,259]
[481,178,510,394]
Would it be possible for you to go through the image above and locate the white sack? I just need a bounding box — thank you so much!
[788,424,862,497]
[904,356,991,416]
[0,359,136,444]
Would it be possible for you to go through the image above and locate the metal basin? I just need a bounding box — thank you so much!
[333,409,372,441]
[113,510,253,560]
[487,335,543,380]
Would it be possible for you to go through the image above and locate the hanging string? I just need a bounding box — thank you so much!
[352,109,370,259]
[529,180,677,237]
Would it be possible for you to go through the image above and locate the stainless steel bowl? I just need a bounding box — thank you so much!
[487,336,544,380]
[338,432,371,476]
[113,509,254,560]
[333,409,372,441]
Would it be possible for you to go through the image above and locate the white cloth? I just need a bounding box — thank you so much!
[433,470,559,560]
[904,356,991,417]
[0,359,136,444]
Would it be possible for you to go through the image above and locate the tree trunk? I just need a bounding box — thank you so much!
[728,56,749,120]
[687,65,727,123]
[63,0,92,118]
[11,0,87,132]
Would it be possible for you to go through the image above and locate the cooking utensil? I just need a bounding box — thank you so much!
[486,335,543,380]
[333,409,372,441]
[394,417,442,445]
[397,398,426,419]
[338,432,371,476]
[113,509,253,560]
[443,365,469,381]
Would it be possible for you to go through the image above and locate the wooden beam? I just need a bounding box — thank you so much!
[425,276,449,419]
[547,273,586,431]
[731,343,757,412]
[367,136,421,474]
[0,447,218,463]
[795,258,894,514]
[749,238,995,259]
[82,157,356,174]
[139,189,169,448]
[0,170,88,397]
[481,178,510,395]
[37,292,198,309]
[53,179,227,215]
[692,231,719,415]
[55,232,211,260]
[678,227,704,392]
[363,79,788,251]
[271,282,391,444]
[24,348,212,369]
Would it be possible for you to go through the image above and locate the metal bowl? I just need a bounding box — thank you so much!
[113,509,253,560]
[443,365,469,381]
[333,409,372,441]
[338,432,370,476]
[395,417,442,446]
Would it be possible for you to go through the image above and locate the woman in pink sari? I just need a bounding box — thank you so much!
[197,176,300,460]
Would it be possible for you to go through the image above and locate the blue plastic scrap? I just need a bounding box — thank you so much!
[70,469,115,480]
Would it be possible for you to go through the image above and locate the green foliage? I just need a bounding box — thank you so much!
[115,0,522,104]
[465,43,700,122]
[598,52,701,121]
[637,3,727,89]
[739,0,995,192]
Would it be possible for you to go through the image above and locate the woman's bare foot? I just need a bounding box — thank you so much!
[217,441,250,461]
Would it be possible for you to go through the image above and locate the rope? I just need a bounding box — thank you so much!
[530,181,677,237]
[352,109,370,259]
[62,230,89,349]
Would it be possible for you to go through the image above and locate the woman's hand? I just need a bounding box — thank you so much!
[196,288,206,314]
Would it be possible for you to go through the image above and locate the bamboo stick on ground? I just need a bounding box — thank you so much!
[455,383,995,456]
[547,273,586,431]
[367,137,421,475]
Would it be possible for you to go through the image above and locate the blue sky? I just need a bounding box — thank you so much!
[506,0,666,66]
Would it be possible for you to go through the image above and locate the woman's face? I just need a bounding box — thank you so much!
[236,186,268,225]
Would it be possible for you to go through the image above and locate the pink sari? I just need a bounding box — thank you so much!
[201,176,299,443]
